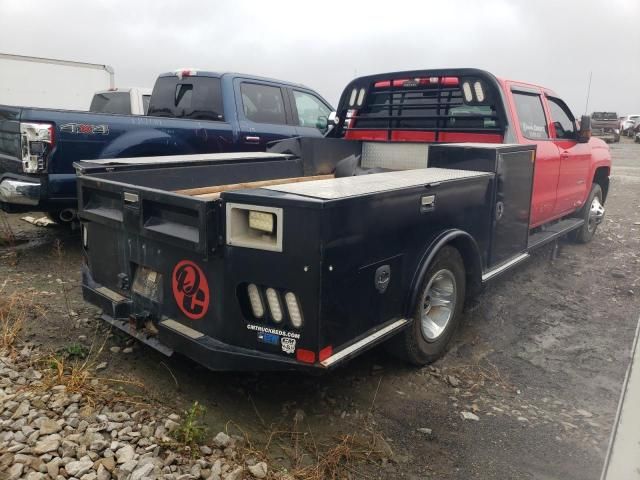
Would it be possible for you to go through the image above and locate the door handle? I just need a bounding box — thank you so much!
[560,151,570,159]
[245,135,261,143]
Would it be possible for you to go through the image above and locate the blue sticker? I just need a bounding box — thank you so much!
[258,332,280,345]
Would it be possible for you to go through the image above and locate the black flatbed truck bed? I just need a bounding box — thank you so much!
[75,138,583,371]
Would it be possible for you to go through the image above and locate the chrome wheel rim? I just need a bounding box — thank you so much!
[420,269,457,342]
[588,196,605,232]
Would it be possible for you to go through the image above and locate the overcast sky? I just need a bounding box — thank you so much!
[1,0,639,115]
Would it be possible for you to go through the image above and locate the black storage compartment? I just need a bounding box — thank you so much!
[428,143,535,267]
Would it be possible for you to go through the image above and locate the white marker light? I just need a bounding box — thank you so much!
[82,224,88,248]
[462,82,473,102]
[247,284,264,318]
[349,88,358,107]
[265,288,283,323]
[356,88,366,107]
[248,210,274,233]
[474,81,485,102]
[285,292,303,328]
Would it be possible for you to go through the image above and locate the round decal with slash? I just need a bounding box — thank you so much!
[172,260,210,320]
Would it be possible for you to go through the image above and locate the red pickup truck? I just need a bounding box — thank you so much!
[75,69,612,372]
[332,68,611,242]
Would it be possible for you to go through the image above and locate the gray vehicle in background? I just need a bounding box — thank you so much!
[591,112,620,143]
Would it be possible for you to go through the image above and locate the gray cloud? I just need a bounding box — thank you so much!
[1,0,638,114]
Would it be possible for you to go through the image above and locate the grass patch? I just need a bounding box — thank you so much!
[171,401,208,453]
[37,325,148,407]
[62,342,89,359]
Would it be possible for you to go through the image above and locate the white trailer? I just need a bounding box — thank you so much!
[0,52,114,111]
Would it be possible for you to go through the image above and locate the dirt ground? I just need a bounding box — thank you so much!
[2,139,639,479]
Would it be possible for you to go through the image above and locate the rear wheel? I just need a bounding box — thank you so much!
[569,184,604,244]
[390,246,466,366]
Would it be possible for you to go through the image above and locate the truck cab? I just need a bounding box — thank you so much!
[0,70,333,220]
[329,68,611,233]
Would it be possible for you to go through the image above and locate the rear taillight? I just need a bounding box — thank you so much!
[345,109,357,129]
[20,122,54,173]
[245,284,303,329]
[284,292,303,328]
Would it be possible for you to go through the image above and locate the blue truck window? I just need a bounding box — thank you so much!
[293,90,331,130]
[240,83,286,125]
[147,76,224,121]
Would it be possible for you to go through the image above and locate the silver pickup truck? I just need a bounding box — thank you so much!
[590,111,620,143]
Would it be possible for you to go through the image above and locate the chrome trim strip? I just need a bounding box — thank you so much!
[481,253,529,282]
[320,318,408,368]
[161,318,204,339]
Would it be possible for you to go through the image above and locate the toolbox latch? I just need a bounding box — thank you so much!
[420,194,436,213]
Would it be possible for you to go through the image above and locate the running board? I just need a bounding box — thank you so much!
[482,253,530,282]
[320,318,409,368]
[527,218,584,250]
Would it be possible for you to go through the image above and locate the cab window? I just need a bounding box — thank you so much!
[547,97,576,140]
[513,92,549,140]
[240,83,286,124]
[293,90,331,131]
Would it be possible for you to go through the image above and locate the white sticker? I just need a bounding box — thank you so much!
[281,337,296,354]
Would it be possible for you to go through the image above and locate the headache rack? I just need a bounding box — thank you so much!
[338,69,507,142]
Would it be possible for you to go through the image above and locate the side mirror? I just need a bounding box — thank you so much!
[328,111,339,125]
[316,116,328,131]
[578,115,591,143]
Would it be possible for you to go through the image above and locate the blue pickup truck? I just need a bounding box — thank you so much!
[0,70,333,222]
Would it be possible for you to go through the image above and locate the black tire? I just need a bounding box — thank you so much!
[389,246,466,366]
[45,211,62,224]
[569,183,603,244]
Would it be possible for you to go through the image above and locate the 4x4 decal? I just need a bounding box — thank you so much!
[60,123,109,135]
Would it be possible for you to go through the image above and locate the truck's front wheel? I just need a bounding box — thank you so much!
[569,184,604,244]
[391,246,466,366]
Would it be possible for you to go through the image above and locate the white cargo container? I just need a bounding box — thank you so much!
[0,52,114,111]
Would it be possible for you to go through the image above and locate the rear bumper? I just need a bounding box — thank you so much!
[0,177,40,206]
[0,172,77,212]
[81,272,322,372]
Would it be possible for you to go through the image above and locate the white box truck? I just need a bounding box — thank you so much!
[0,52,114,111]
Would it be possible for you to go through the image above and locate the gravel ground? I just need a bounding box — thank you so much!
[1,138,639,479]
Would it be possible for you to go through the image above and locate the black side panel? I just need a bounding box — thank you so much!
[86,158,304,191]
[428,144,535,266]
[318,177,493,349]
[490,150,534,264]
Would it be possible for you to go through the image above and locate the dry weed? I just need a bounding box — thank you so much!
[0,288,40,352]
[38,325,148,407]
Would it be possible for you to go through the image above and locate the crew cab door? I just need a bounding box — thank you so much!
[234,79,297,151]
[545,95,591,215]
[288,88,333,138]
[510,86,560,227]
